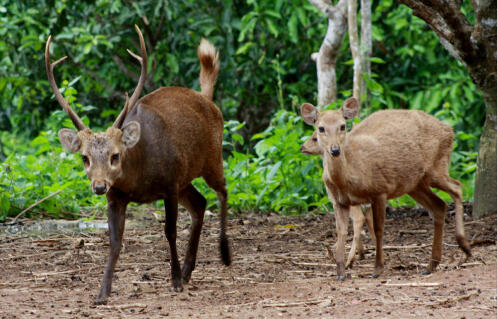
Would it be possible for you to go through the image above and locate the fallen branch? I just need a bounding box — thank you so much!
[292,261,336,267]
[383,282,441,287]
[12,190,63,222]
[101,303,148,310]
[262,299,328,308]
[399,229,428,234]
[383,244,429,250]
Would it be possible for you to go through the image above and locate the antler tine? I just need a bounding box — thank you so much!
[45,35,87,131]
[126,25,147,113]
[112,92,130,128]
[112,25,147,129]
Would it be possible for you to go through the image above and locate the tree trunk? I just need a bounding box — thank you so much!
[360,0,372,105]
[396,0,497,218]
[309,0,348,109]
[347,0,362,101]
[474,86,497,218]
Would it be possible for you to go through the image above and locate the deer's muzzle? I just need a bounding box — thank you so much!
[330,147,341,157]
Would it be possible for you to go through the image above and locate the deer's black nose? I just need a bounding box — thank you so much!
[330,147,341,157]
[94,185,107,195]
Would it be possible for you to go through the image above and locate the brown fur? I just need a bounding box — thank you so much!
[301,131,376,268]
[198,38,220,101]
[301,97,471,280]
[53,37,230,304]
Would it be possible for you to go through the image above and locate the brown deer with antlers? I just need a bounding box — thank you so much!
[45,26,231,304]
[301,97,471,280]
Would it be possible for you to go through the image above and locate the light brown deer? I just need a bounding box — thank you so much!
[301,97,471,280]
[45,26,231,304]
[301,131,376,268]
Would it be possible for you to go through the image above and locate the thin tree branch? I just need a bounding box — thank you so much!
[422,0,475,61]
[397,0,466,63]
[62,44,120,98]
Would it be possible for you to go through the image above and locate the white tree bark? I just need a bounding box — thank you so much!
[348,0,362,101]
[309,0,348,110]
[360,0,372,102]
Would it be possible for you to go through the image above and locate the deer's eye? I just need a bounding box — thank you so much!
[312,138,317,142]
[318,126,325,133]
[340,124,346,131]
[111,153,120,165]
[82,155,90,166]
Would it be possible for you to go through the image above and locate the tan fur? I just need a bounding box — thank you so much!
[301,97,471,280]
[301,131,376,268]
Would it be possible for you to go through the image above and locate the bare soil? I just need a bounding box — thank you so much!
[1,204,496,318]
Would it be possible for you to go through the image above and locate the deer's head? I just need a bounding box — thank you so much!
[300,130,321,155]
[46,26,147,195]
[301,97,359,158]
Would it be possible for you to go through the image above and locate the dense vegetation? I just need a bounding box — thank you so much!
[0,0,483,221]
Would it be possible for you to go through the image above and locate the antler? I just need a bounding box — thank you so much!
[112,25,147,128]
[45,35,87,131]
[112,92,129,129]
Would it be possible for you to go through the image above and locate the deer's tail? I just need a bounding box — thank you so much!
[197,38,219,101]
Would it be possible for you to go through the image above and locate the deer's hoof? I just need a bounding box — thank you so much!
[93,297,108,305]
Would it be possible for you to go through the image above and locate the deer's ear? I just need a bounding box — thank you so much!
[341,97,359,120]
[58,128,81,153]
[301,103,319,125]
[121,121,141,149]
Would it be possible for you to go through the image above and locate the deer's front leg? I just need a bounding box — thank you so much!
[95,190,128,305]
[164,191,183,292]
[333,203,350,281]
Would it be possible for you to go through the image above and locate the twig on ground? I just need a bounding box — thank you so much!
[262,299,328,308]
[12,190,63,222]
[399,229,428,234]
[383,282,441,287]
[100,304,148,310]
[383,244,429,250]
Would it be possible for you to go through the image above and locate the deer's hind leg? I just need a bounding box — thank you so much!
[432,176,471,258]
[203,157,232,266]
[371,195,387,278]
[346,205,365,269]
[408,185,446,273]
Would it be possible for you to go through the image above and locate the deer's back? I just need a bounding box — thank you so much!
[344,110,453,198]
[115,87,223,201]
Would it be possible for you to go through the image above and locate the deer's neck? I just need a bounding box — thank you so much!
[324,149,349,188]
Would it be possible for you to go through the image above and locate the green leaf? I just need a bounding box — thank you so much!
[236,42,255,55]
[83,42,92,55]
[265,18,279,38]
[232,134,244,145]
[266,161,281,181]
[166,53,179,74]
[369,57,385,64]
[288,12,298,43]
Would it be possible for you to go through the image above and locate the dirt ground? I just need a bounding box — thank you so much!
[1,204,496,318]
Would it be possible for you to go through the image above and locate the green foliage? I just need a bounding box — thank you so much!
[0,129,104,222]
[0,0,484,218]
[194,110,327,214]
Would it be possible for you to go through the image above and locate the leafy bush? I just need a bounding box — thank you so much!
[217,109,328,214]
[0,129,104,222]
